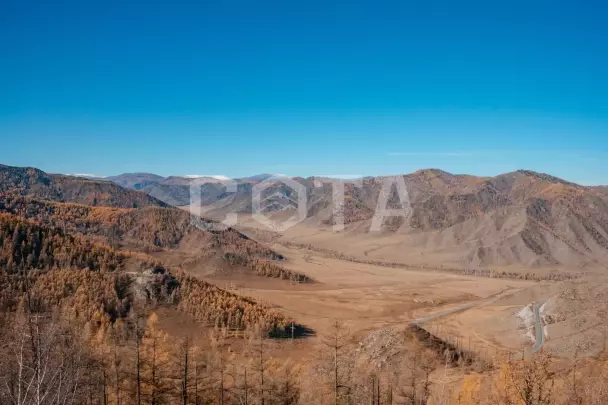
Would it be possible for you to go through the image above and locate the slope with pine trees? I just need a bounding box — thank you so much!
[0,211,301,337]
[0,193,311,282]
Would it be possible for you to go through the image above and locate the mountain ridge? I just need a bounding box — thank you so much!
[159,167,608,271]
[5,163,608,270]
[0,164,168,208]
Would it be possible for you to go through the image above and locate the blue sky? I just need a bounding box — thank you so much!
[1,0,607,184]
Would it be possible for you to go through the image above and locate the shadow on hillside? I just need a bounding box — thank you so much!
[270,324,316,339]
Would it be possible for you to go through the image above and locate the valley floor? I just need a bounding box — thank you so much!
[188,243,536,357]
[175,208,608,363]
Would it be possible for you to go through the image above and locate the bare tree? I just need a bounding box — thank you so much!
[0,308,89,405]
[249,326,269,405]
[392,347,435,405]
[178,338,191,405]
[321,320,352,405]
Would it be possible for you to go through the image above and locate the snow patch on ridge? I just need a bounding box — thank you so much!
[182,175,231,180]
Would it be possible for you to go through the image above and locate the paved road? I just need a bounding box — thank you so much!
[531,302,545,353]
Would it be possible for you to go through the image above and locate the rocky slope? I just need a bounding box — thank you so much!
[194,169,608,270]
[74,167,608,270]
[0,164,167,208]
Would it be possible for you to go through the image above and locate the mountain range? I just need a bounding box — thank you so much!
[0,164,307,282]
[0,164,168,208]
[3,164,608,271]
[100,168,608,271]
[98,172,273,206]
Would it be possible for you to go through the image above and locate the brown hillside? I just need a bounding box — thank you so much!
[0,193,311,282]
[194,170,608,270]
[0,164,168,208]
[0,208,301,336]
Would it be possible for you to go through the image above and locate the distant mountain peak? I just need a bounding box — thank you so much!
[515,169,581,188]
[413,168,455,176]
[0,164,167,208]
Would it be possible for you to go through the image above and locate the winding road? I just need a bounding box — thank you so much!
[531,302,545,353]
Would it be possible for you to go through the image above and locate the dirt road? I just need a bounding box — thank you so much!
[411,289,514,325]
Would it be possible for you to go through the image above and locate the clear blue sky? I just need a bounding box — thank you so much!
[1,0,607,184]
